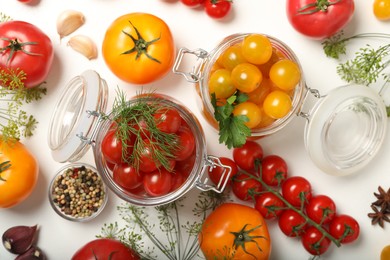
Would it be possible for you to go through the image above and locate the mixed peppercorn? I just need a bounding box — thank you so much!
[50,165,105,219]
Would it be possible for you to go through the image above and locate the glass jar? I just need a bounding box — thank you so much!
[173,33,388,176]
[48,70,232,207]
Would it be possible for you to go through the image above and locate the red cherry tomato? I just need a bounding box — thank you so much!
[278,209,307,237]
[305,195,336,225]
[143,168,173,196]
[231,172,262,201]
[138,139,159,173]
[170,170,186,191]
[208,157,238,186]
[17,0,34,2]
[261,155,288,186]
[101,130,124,164]
[113,163,143,191]
[255,192,285,219]
[232,140,263,172]
[301,226,331,256]
[329,214,360,244]
[173,126,195,161]
[154,107,182,133]
[180,0,205,7]
[281,176,312,207]
[204,0,232,19]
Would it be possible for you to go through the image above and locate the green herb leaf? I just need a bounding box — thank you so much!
[211,92,251,149]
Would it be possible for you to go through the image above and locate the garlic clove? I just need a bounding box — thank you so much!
[56,9,85,39]
[15,246,46,260]
[2,225,37,254]
[67,35,98,60]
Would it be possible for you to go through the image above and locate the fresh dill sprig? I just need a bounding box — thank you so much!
[0,12,11,23]
[110,89,179,172]
[322,32,390,59]
[98,191,228,260]
[337,44,390,85]
[0,68,46,142]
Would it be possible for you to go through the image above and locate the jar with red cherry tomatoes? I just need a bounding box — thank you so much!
[48,70,232,207]
[174,33,388,176]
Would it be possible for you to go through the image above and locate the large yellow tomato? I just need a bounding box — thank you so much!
[0,140,39,208]
[102,13,176,85]
[199,203,271,260]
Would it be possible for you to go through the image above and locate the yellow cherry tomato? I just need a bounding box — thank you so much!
[241,34,273,65]
[373,0,390,20]
[208,69,236,99]
[381,245,390,260]
[219,45,246,70]
[263,90,292,119]
[269,59,301,91]
[231,63,263,93]
[233,101,262,129]
[248,78,274,105]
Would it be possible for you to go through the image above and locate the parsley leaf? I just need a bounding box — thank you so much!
[211,92,251,149]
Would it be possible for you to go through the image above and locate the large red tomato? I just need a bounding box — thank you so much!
[286,0,355,39]
[71,238,140,260]
[199,203,271,260]
[0,21,54,88]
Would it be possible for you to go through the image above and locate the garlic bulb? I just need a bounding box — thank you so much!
[67,35,98,60]
[56,10,85,39]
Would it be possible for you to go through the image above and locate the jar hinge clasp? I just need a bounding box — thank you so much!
[195,155,232,193]
[76,110,104,145]
[172,47,208,83]
[298,87,322,121]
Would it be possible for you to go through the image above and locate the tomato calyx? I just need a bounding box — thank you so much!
[297,0,342,14]
[230,224,268,258]
[0,161,11,181]
[0,37,40,65]
[121,21,161,64]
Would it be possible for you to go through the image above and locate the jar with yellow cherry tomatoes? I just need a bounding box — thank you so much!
[174,33,388,177]
[48,70,232,208]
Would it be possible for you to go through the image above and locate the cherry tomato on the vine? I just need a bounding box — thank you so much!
[261,155,288,186]
[281,176,312,207]
[204,0,232,19]
[278,209,307,237]
[301,226,331,256]
[231,172,262,201]
[255,192,285,219]
[329,214,360,244]
[233,140,263,172]
[305,194,336,225]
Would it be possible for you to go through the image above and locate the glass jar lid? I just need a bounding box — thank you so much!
[304,84,387,176]
[48,70,108,162]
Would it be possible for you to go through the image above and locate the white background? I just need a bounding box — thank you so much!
[1,0,390,259]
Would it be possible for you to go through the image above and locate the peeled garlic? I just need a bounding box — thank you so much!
[67,35,98,60]
[56,10,85,39]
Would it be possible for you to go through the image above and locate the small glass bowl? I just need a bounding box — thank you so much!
[48,163,108,222]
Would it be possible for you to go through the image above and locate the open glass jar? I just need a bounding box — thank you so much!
[48,70,232,207]
[173,33,388,176]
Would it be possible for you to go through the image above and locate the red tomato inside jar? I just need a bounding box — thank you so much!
[48,70,232,207]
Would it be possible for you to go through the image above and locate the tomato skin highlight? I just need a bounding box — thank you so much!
[286,0,355,39]
[0,21,54,88]
[0,140,39,208]
[199,203,271,260]
[71,238,140,260]
[102,13,175,85]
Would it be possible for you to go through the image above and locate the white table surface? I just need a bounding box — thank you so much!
[1,0,390,259]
